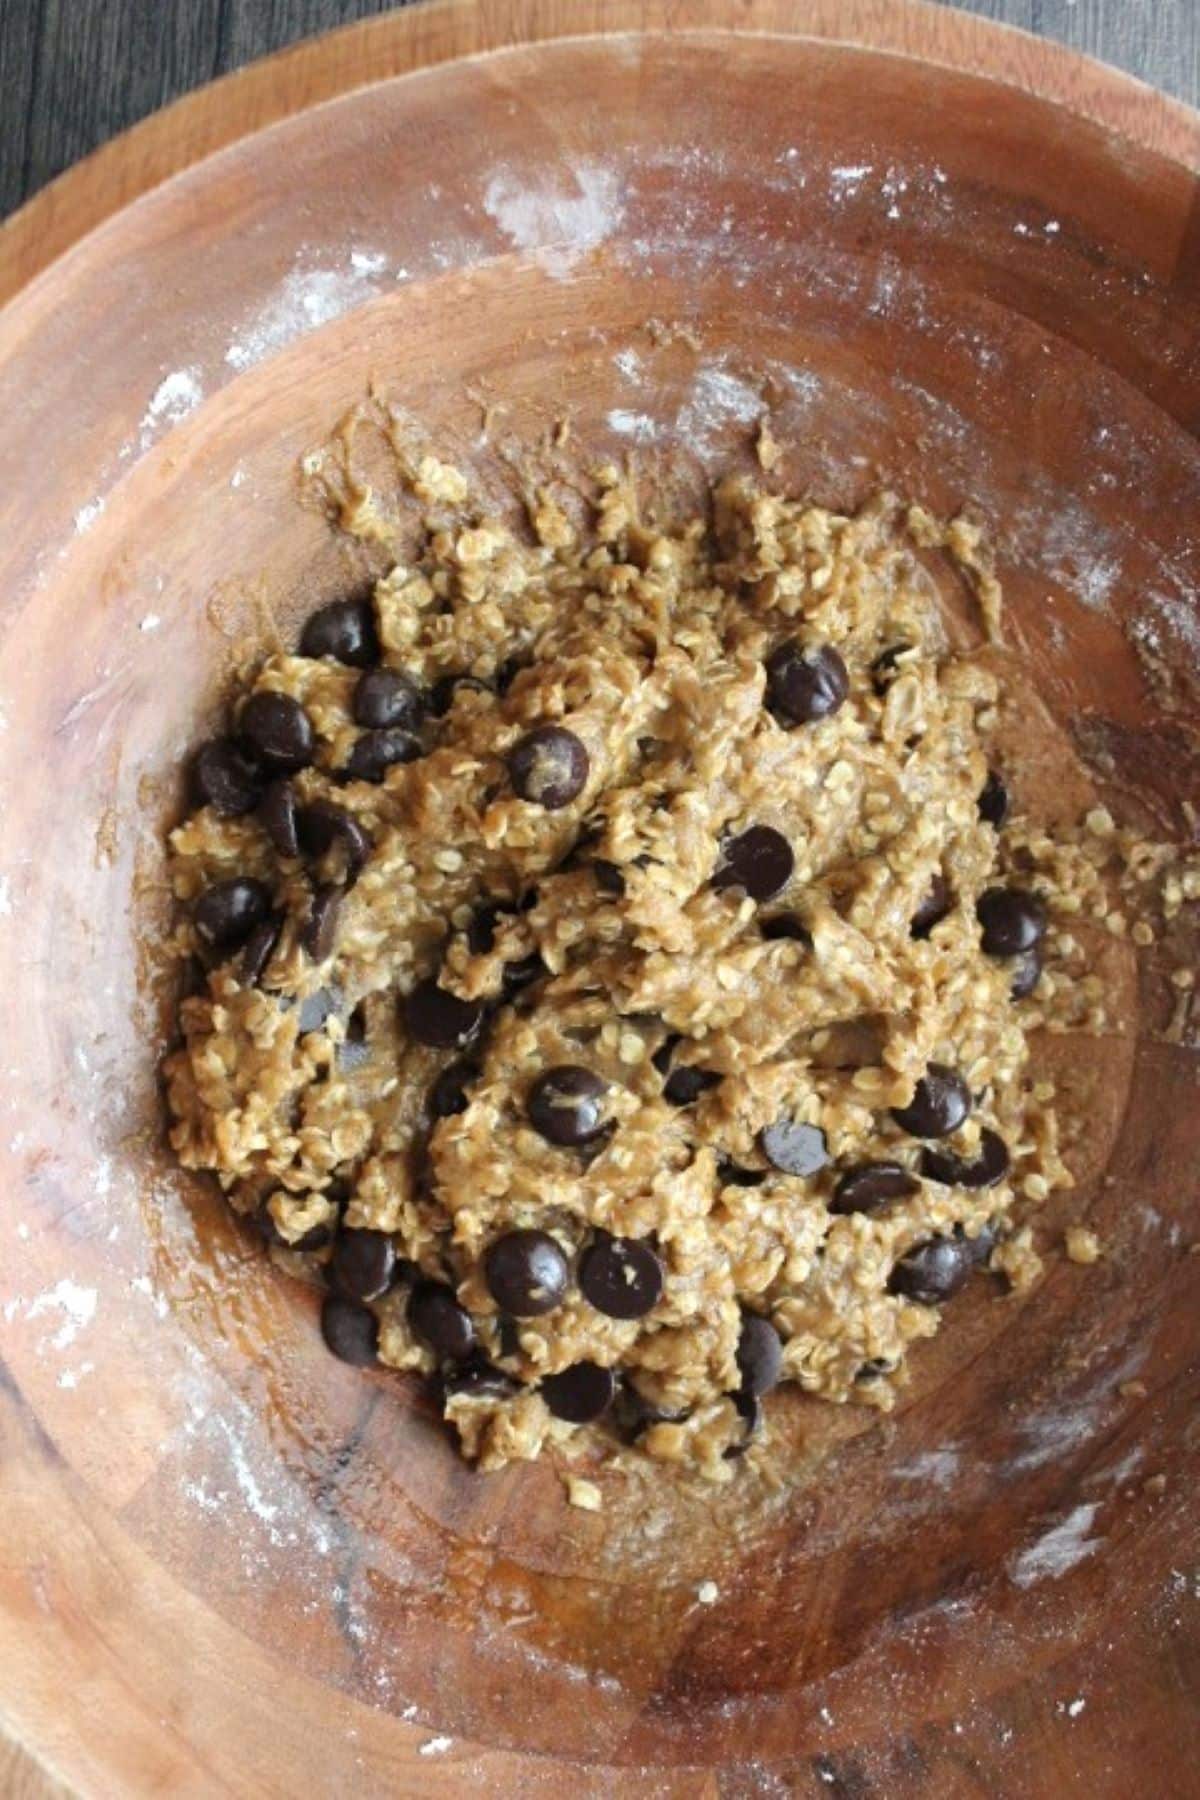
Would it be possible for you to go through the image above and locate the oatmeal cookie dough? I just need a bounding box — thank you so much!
[166,455,1079,1480]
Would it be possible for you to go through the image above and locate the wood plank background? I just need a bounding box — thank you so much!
[0,0,1197,221]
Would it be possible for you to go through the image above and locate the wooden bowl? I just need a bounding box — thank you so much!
[1,2,1197,1791]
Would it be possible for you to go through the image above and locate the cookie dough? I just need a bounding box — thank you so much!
[165,455,1078,1480]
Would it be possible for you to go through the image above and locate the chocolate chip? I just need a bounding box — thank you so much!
[593,858,627,896]
[1010,946,1042,999]
[725,1388,762,1457]
[239,691,315,773]
[761,912,813,945]
[509,726,590,808]
[443,1357,518,1399]
[405,978,484,1050]
[343,728,422,784]
[579,1235,663,1319]
[300,597,379,668]
[831,1160,919,1214]
[484,1229,570,1316]
[329,1228,396,1301]
[978,769,1009,828]
[891,1064,972,1138]
[870,643,913,693]
[921,1127,1010,1189]
[888,1236,974,1304]
[527,1065,610,1146]
[258,779,299,857]
[301,884,341,960]
[651,1032,682,1075]
[194,877,271,950]
[736,1310,783,1396]
[976,887,1047,958]
[240,914,281,986]
[759,1119,829,1176]
[194,738,262,815]
[541,1360,616,1423]
[719,1160,767,1188]
[353,667,424,730]
[663,1065,722,1106]
[296,801,370,883]
[320,1294,379,1365]
[911,874,951,939]
[408,1280,475,1360]
[713,825,794,902]
[766,640,850,725]
[430,1059,477,1118]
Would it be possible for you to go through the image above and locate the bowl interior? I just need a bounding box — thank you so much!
[0,23,1197,1780]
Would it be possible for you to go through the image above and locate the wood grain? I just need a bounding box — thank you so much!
[0,2,1197,1796]
[0,0,1196,220]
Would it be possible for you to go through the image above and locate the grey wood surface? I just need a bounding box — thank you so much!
[0,0,1197,222]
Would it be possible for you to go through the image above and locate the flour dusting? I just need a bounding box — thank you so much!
[892,1446,962,1487]
[607,408,660,443]
[482,160,623,275]
[22,1279,98,1351]
[226,254,388,372]
[139,368,203,444]
[1009,1503,1102,1587]
[73,497,106,535]
[676,362,762,456]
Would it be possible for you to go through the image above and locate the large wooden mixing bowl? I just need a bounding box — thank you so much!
[0,2,1197,1792]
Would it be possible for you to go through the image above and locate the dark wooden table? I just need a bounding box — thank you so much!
[0,0,1197,221]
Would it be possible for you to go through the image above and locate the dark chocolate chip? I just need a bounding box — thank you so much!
[651,1032,682,1076]
[911,874,951,939]
[855,1357,897,1382]
[194,877,271,951]
[761,912,813,945]
[430,1059,477,1119]
[329,1228,396,1301]
[831,1160,919,1214]
[443,1357,518,1399]
[579,1235,663,1320]
[320,1294,379,1365]
[527,1065,610,1146]
[978,769,1009,828]
[765,640,850,726]
[712,825,794,902]
[921,1127,1010,1189]
[343,728,422,784]
[725,1388,762,1457]
[736,1310,783,1396]
[663,1065,722,1106]
[509,726,590,809]
[408,1280,475,1360]
[976,887,1047,958]
[240,914,282,986]
[759,1119,829,1176]
[405,978,484,1050]
[239,691,315,774]
[296,799,372,884]
[1010,945,1043,999]
[891,1064,972,1138]
[888,1236,975,1304]
[301,885,341,961]
[300,597,379,668]
[719,1160,767,1188]
[258,779,300,858]
[541,1360,616,1423]
[483,1229,570,1316]
[194,737,262,815]
[503,952,546,998]
[593,858,627,896]
[870,643,913,693]
[353,667,424,730]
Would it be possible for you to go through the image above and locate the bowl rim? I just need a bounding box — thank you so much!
[2,0,1199,312]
